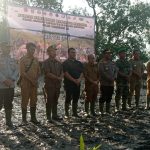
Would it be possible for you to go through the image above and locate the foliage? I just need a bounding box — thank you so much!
[85,0,150,62]
[8,0,63,12]
[80,134,101,150]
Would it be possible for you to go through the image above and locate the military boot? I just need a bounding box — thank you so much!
[135,96,140,108]
[65,103,70,118]
[145,96,150,110]
[46,104,52,122]
[106,102,111,114]
[122,99,127,111]
[90,101,97,116]
[85,101,89,114]
[115,98,120,112]
[5,109,13,127]
[22,108,27,124]
[72,103,80,117]
[99,102,104,115]
[30,107,39,124]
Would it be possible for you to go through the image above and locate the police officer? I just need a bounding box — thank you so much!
[128,50,145,108]
[0,42,18,127]
[99,49,117,114]
[115,49,132,111]
[19,42,40,124]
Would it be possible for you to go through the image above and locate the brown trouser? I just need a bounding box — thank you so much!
[128,77,142,106]
[85,84,98,102]
[147,80,150,97]
[45,85,60,118]
[21,79,37,109]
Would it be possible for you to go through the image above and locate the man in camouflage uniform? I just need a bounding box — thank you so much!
[19,42,40,124]
[0,42,18,127]
[146,61,150,109]
[99,49,117,114]
[84,54,99,116]
[115,49,132,111]
[128,50,145,108]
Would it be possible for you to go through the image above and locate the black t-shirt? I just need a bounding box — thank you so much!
[63,59,83,88]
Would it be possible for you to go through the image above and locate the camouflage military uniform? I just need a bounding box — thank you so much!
[128,59,145,108]
[115,59,132,110]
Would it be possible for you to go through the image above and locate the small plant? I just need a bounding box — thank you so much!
[80,134,101,150]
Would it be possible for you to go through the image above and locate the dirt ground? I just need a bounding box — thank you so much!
[0,87,150,150]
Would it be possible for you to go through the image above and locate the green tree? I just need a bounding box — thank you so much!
[86,0,150,62]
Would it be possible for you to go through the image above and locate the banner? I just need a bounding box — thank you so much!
[9,29,94,61]
[7,5,95,39]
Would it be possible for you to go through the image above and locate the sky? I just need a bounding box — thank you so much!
[62,0,149,12]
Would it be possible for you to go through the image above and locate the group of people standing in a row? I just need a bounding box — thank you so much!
[0,41,149,128]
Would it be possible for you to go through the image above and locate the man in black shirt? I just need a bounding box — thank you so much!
[63,48,83,118]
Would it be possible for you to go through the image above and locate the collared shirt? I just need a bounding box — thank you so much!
[43,58,62,88]
[130,59,145,80]
[116,59,132,85]
[0,55,18,89]
[19,55,40,81]
[84,62,99,86]
[99,59,117,86]
[63,58,83,88]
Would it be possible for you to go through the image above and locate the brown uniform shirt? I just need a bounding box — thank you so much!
[43,58,62,88]
[147,61,150,81]
[130,59,145,80]
[84,63,99,89]
[19,55,40,83]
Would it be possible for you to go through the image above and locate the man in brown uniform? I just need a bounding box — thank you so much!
[99,49,117,114]
[19,43,40,124]
[43,45,63,122]
[128,50,145,108]
[84,54,99,116]
[146,61,150,109]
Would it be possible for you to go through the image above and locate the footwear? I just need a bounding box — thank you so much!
[65,103,70,117]
[72,103,79,117]
[5,109,13,127]
[30,107,39,124]
[145,96,150,109]
[22,108,27,124]
[99,102,104,115]
[90,101,97,116]
[52,115,62,121]
[85,101,89,114]
[106,102,111,114]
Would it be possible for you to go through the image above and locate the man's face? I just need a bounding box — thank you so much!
[48,49,56,59]
[133,51,140,60]
[88,54,95,64]
[119,52,126,59]
[104,52,111,60]
[27,46,36,56]
[69,49,76,59]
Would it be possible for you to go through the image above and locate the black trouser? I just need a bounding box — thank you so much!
[65,86,80,104]
[99,85,114,103]
[0,88,14,110]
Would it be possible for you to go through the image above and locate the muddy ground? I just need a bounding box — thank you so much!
[0,87,150,150]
